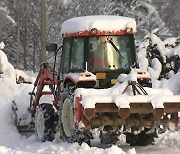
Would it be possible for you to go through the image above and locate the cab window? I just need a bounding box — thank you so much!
[62,38,71,73]
[70,38,84,71]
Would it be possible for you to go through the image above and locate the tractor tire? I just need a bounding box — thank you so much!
[35,103,55,141]
[59,92,74,141]
[59,92,91,145]
[126,129,157,146]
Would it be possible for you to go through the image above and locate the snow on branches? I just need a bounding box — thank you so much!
[137,29,180,80]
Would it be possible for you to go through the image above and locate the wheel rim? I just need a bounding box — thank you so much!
[36,110,45,140]
[62,98,74,137]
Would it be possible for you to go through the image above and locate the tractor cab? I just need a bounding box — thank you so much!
[60,16,137,88]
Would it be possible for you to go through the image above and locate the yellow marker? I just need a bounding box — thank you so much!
[81,74,86,78]
[111,79,118,84]
[96,72,106,80]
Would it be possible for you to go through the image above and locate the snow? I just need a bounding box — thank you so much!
[150,33,167,62]
[61,0,71,6]
[152,72,180,95]
[172,45,180,57]
[155,131,180,148]
[163,37,178,47]
[0,49,16,81]
[0,49,35,84]
[138,56,149,71]
[137,30,180,80]
[61,15,136,35]
[76,80,129,109]
[0,42,5,49]
[151,96,164,109]
[79,87,179,109]
[0,7,16,26]
[148,58,162,80]
[66,72,96,83]
[15,69,36,84]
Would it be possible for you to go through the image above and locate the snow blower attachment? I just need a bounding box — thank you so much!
[23,15,180,145]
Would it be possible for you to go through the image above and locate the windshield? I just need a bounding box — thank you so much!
[88,35,136,71]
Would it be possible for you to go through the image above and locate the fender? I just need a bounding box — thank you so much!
[63,72,96,88]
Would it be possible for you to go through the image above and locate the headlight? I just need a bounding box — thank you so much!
[126,27,133,34]
[90,28,98,35]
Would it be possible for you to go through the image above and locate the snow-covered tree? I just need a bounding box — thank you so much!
[0,3,16,43]
[110,0,171,39]
[137,29,180,80]
[152,0,180,37]
[0,1,16,66]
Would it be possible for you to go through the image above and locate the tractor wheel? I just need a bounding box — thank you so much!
[59,92,91,145]
[126,129,157,146]
[59,92,74,141]
[35,103,55,141]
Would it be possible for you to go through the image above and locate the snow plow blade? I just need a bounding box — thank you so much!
[74,80,180,130]
[83,105,130,120]
[82,101,180,120]
[76,97,180,130]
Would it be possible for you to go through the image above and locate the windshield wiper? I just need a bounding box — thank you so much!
[108,39,124,59]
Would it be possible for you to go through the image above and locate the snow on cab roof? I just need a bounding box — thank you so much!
[61,15,136,35]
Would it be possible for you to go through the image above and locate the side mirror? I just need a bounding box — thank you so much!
[46,43,58,52]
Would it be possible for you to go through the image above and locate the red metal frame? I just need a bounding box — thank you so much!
[75,96,83,128]
[63,75,96,88]
[62,30,135,38]
[32,65,59,113]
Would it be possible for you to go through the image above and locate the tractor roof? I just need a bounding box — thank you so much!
[61,15,136,37]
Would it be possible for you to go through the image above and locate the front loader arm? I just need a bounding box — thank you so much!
[29,63,59,114]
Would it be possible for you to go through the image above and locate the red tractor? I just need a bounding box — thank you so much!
[28,15,180,146]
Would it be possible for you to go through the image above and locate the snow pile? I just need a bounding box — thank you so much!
[61,15,136,34]
[0,47,33,149]
[0,48,35,147]
[155,131,180,148]
[15,69,36,84]
[152,72,180,95]
[0,46,36,129]
[0,48,35,83]
[0,48,16,81]
[0,76,28,147]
